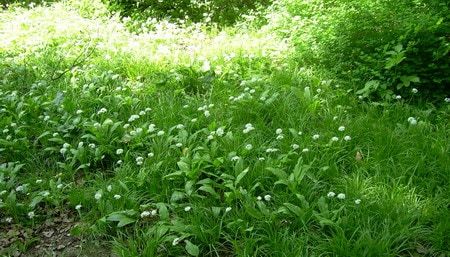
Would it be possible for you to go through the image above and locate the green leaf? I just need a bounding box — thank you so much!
[185,240,200,256]
[117,216,136,227]
[235,167,249,186]
[283,203,302,217]
[156,203,169,220]
[267,167,287,180]
[304,87,311,100]
[170,191,185,203]
[292,157,307,183]
[198,185,219,198]
[106,210,137,227]
[29,196,44,208]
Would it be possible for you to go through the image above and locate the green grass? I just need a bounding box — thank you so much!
[0,1,449,256]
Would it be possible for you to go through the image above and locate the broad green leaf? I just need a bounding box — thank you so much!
[185,240,200,256]
[29,195,44,208]
[198,185,219,198]
[235,167,249,186]
[156,203,169,220]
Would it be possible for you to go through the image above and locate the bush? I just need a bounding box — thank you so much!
[286,0,450,103]
[105,0,272,25]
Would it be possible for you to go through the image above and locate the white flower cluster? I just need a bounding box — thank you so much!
[243,123,255,134]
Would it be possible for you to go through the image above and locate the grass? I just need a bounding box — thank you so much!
[0,0,449,256]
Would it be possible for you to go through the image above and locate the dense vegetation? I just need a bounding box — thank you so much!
[0,0,449,256]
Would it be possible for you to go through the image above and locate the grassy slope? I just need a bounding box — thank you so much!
[0,1,449,256]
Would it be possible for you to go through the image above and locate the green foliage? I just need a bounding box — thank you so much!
[0,1,449,256]
[285,0,450,103]
[106,0,272,25]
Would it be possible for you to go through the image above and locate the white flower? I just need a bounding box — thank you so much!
[89,143,96,149]
[412,88,418,94]
[201,60,211,72]
[78,142,84,148]
[327,192,336,198]
[245,144,253,150]
[258,157,265,161]
[0,190,7,196]
[116,149,124,155]
[94,191,102,200]
[204,110,210,117]
[123,124,130,129]
[207,135,214,140]
[16,185,24,192]
[302,148,309,153]
[445,97,450,103]
[148,152,154,158]
[157,130,165,136]
[114,194,121,200]
[97,108,107,115]
[225,207,232,213]
[76,110,83,115]
[52,132,59,137]
[355,199,361,205]
[298,131,303,135]
[231,156,240,161]
[331,137,339,142]
[176,124,185,129]
[275,128,283,135]
[183,105,189,109]
[198,105,207,111]
[338,126,345,132]
[216,127,225,137]
[5,217,13,223]
[257,196,262,201]
[175,143,183,148]
[344,136,352,141]
[292,144,300,150]
[136,157,144,165]
[264,195,272,201]
[103,119,114,126]
[148,124,156,132]
[407,117,417,125]
[184,206,192,212]
[36,179,43,184]
[337,193,346,200]
[107,185,112,192]
[333,116,338,121]
[140,211,151,218]
[266,148,279,153]
[151,209,157,216]
[191,118,198,123]
[28,211,35,219]
[128,114,140,122]
[145,108,152,112]
[63,143,70,149]
[75,204,82,210]
[395,95,402,100]
[139,111,146,116]
[243,123,255,134]
[276,135,284,140]
[117,160,123,165]
[172,237,181,246]
[312,134,320,140]
[57,184,63,189]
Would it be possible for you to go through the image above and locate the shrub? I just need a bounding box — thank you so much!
[286,0,450,103]
[105,0,272,25]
